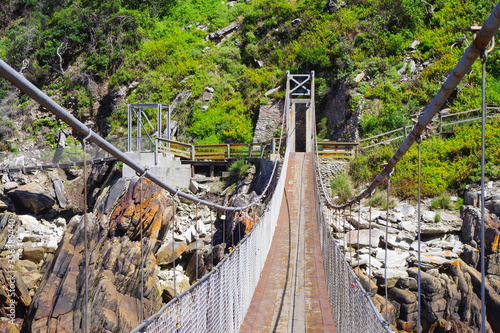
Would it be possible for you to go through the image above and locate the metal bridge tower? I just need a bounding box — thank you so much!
[285,72,315,153]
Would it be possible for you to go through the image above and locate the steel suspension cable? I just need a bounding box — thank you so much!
[306,4,500,211]
[417,135,422,333]
[195,203,199,281]
[172,192,178,297]
[384,173,392,322]
[0,59,286,213]
[480,46,488,333]
[138,170,145,323]
[210,208,214,270]
[83,130,91,333]
[357,200,361,277]
[369,193,373,295]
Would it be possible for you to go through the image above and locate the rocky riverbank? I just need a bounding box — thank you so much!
[328,172,500,332]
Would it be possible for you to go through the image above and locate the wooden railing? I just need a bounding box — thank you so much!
[360,104,500,149]
[156,137,284,161]
[316,141,358,159]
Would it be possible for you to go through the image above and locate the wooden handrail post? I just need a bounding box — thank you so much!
[271,138,276,155]
[227,144,230,160]
[247,143,252,159]
[260,143,264,159]
[191,145,195,160]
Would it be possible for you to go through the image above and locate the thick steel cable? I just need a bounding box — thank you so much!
[305,4,500,211]
[138,171,145,323]
[172,192,178,297]
[480,47,487,333]
[195,203,199,281]
[385,173,391,322]
[83,131,91,333]
[223,210,226,248]
[349,206,353,266]
[0,58,286,213]
[357,200,361,277]
[369,193,372,295]
[342,209,346,256]
[417,136,422,333]
[210,208,214,270]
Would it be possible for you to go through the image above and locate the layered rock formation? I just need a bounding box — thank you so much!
[22,177,174,332]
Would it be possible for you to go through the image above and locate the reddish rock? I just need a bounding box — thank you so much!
[23,177,174,332]
[485,226,500,253]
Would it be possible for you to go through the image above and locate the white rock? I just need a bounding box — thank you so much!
[196,220,207,237]
[376,249,409,269]
[394,202,416,216]
[382,233,410,251]
[400,221,416,233]
[410,60,416,73]
[345,229,382,248]
[421,210,436,223]
[358,254,383,269]
[354,71,366,83]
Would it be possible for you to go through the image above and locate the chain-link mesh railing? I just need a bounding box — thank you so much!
[312,159,393,333]
[131,150,290,333]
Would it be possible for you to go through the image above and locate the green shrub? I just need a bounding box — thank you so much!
[455,197,464,211]
[229,159,250,179]
[434,213,441,223]
[349,154,372,185]
[330,173,353,204]
[431,194,451,210]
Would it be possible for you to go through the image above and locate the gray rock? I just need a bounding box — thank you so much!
[189,180,200,194]
[205,87,214,93]
[409,60,416,73]
[462,244,479,268]
[4,181,18,192]
[376,249,409,269]
[202,91,214,101]
[51,177,68,209]
[8,183,55,214]
[394,202,416,217]
[345,229,382,248]
[291,18,301,26]
[410,40,420,50]
[209,22,238,40]
[396,277,418,290]
[422,210,436,223]
[485,199,500,215]
[398,62,407,74]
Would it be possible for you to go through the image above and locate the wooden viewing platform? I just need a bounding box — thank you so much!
[240,152,336,332]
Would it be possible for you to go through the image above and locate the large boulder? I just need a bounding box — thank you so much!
[8,183,55,214]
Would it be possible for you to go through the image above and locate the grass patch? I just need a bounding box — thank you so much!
[330,173,353,204]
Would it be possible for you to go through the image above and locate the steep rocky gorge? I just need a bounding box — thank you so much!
[0,156,275,332]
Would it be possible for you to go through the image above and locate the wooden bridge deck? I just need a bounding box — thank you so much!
[240,152,335,332]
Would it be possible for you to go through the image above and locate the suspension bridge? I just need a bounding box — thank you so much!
[1,3,500,333]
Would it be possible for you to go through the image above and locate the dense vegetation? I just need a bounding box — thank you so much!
[1,0,499,198]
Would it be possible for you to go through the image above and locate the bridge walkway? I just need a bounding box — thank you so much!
[240,152,335,332]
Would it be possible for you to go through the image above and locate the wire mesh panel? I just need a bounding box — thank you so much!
[313,164,393,333]
[132,151,290,333]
